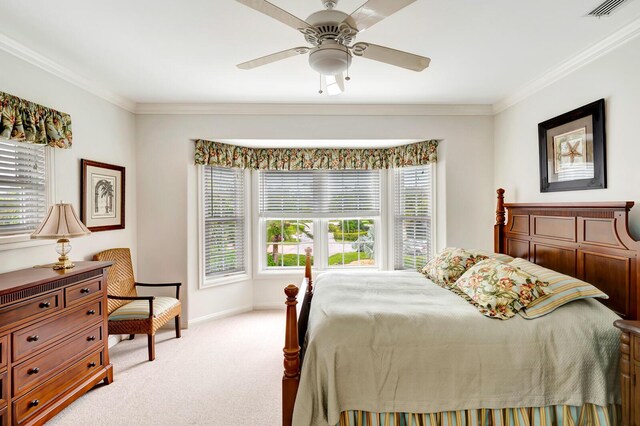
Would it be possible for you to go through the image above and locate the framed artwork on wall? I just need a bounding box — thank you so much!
[538,98,606,192]
[81,159,125,231]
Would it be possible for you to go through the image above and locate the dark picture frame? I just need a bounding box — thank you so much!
[81,159,125,232]
[538,99,606,192]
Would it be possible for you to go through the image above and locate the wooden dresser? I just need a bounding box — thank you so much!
[0,261,113,426]
[614,320,640,426]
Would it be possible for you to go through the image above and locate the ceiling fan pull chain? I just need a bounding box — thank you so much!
[318,74,323,94]
[345,48,351,81]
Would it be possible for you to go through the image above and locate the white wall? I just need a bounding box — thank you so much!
[4,25,638,327]
[0,45,495,324]
[135,113,495,319]
[0,50,138,273]
[494,36,640,236]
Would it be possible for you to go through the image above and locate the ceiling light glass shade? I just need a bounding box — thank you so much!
[309,43,352,75]
[31,203,91,270]
[324,75,343,96]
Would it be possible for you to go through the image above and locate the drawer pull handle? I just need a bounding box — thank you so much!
[87,336,96,341]
[87,309,96,315]
[39,301,51,308]
[88,362,97,368]
[30,399,39,408]
[28,367,40,375]
[80,288,90,294]
[27,335,39,342]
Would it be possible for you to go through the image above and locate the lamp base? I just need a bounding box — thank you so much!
[53,253,75,270]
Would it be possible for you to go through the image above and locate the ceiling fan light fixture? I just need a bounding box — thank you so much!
[308,43,351,75]
[324,75,343,95]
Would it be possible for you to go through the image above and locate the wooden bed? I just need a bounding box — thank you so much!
[281,188,640,426]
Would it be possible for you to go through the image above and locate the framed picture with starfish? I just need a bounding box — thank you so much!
[538,99,606,192]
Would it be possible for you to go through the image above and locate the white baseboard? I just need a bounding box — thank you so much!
[252,304,285,310]
[189,305,253,325]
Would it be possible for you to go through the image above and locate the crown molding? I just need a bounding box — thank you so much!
[493,15,640,114]
[134,103,495,116]
[0,32,137,113]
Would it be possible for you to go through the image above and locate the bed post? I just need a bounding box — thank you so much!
[283,285,300,426]
[297,248,314,353]
[305,247,313,292]
[494,188,506,253]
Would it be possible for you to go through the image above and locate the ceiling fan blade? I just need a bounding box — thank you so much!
[237,47,310,70]
[346,0,416,31]
[235,0,312,31]
[352,42,430,72]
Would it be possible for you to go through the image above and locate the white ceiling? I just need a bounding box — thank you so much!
[1,0,640,106]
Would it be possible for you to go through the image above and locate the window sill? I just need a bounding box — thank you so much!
[200,273,250,289]
[326,266,380,270]
[254,266,381,280]
[0,238,55,252]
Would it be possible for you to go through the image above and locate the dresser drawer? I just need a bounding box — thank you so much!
[65,277,102,308]
[634,335,640,363]
[0,291,62,332]
[12,300,102,362]
[13,324,103,395]
[13,350,103,425]
[0,335,7,370]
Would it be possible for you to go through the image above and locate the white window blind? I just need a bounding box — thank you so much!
[0,139,47,237]
[203,167,245,278]
[259,170,380,218]
[394,165,433,270]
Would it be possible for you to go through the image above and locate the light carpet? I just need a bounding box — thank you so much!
[48,310,283,426]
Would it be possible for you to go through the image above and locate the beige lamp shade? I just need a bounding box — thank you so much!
[31,203,91,239]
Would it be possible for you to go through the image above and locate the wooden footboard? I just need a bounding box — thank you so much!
[282,248,313,426]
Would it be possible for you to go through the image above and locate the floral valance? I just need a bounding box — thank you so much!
[194,139,438,170]
[0,91,72,148]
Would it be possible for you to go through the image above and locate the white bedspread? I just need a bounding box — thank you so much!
[292,271,621,426]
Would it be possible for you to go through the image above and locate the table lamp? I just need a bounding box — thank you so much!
[31,202,91,270]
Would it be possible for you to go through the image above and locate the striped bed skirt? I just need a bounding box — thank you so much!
[339,404,620,426]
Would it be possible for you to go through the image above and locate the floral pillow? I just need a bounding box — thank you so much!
[454,258,551,320]
[467,249,514,264]
[421,247,488,288]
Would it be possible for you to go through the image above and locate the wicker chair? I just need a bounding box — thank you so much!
[93,248,182,361]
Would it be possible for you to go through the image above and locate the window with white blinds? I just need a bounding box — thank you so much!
[394,165,433,270]
[259,170,381,269]
[259,170,381,218]
[0,139,48,238]
[203,167,246,279]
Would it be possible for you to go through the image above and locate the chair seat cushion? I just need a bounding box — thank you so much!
[109,296,180,321]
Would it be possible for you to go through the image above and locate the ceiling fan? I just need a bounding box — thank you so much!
[235,0,430,95]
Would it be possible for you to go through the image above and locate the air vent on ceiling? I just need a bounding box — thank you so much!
[587,0,630,16]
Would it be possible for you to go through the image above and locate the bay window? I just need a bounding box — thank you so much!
[199,162,434,280]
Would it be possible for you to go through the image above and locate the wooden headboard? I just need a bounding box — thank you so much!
[493,189,640,320]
